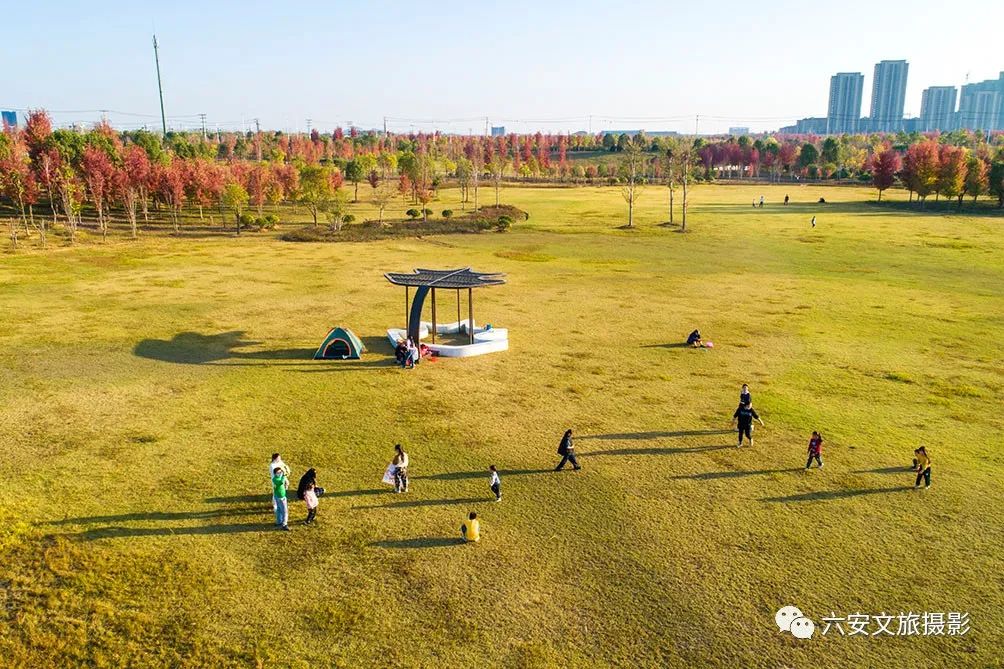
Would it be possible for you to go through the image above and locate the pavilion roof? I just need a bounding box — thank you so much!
[384,267,506,289]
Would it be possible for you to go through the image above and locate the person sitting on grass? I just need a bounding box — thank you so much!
[461,512,480,543]
[404,338,418,369]
[805,431,823,469]
[914,446,932,490]
[687,329,704,347]
[394,338,408,366]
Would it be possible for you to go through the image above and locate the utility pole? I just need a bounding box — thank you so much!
[306,118,312,135]
[152,34,167,135]
[199,113,207,140]
[485,117,489,136]
[383,117,388,135]
[253,118,261,161]
[695,114,699,136]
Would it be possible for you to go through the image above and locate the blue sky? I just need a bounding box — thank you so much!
[3,0,1001,134]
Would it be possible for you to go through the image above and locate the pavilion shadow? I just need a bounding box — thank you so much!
[672,467,803,481]
[579,429,732,441]
[413,468,553,481]
[135,330,315,365]
[370,537,464,549]
[583,444,733,457]
[355,496,485,510]
[760,486,907,503]
[65,523,270,541]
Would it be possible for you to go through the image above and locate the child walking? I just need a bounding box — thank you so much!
[489,465,501,502]
[805,431,823,469]
[914,446,931,489]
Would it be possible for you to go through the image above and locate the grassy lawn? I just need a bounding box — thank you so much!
[1,184,1002,668]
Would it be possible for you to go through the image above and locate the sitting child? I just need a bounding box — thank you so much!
[461,511,480,543]
[687,329,704,347]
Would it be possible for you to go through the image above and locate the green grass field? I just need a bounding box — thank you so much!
[2,184,1002,668]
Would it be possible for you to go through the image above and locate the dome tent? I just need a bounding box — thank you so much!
[314,327,365,360]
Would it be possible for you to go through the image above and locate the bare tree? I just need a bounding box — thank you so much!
[371,181,395,224]
[488,153,508,206]
[618,143,647,228]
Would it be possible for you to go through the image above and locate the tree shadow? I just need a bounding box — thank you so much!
[66,523,271,540]
[579,430,731,441]
[370,537,464,549]
[355,496,485,510]
[852,467,912,475]
[45,508,262,525]
[135,330,393,367]
[641,342,692,349]
[413,468,554,481]
[672,467,803,481]
[583,444,733,457]
[760,486,907,503]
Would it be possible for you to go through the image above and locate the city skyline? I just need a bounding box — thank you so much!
[3,0,1003,135]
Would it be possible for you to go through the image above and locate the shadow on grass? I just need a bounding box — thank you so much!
[583,444,733,457]
[355,496,485,510]
[67,523,271,540]
[413,468,553,481]
[760,486,907,503]
[580,429,732,441]
[640,342,693,349]
[205,488,387,504]
[45,508,263,525]
[370,537,464,549]
[852,467,912,475]
[134,330,392,368]
[673,467,803,481]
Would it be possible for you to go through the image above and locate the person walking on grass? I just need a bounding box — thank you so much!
[297,468,323,524]
[555,429,581,471]
[759,195,765,208]
[269,453,291,512]
[461,511,480,543]
[914,446,932,490]
[392,444,409,493]
[732,402,764,448]
[489,465,501,502]
[272,466,290,531]
[805,431,823,469]
[740,383,752,406]
[811,215,816,228]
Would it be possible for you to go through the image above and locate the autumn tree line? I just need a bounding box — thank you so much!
[1,110,1002,248]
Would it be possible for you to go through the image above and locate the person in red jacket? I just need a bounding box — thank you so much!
[805,432,823,469]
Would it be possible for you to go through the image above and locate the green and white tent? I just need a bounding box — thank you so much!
[314,327,365,360]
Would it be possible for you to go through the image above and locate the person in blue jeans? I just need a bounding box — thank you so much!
[272,466,290,531]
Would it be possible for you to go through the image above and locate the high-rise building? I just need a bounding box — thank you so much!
[827,72,864,134]
[869,60,909,132]
[0,111,17,128]
[728,126,750,136]
[919,86,958,132]
[958,72,1004,131]
[490,126,506,137]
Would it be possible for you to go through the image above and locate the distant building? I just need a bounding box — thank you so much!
[1,110,16,128]
[869,60,909,132]
[827,72,864,134]
[919,86,958,132]
[779,117,828,134]
[490,126,505,137]
[728,126,750,136]
[958,73,1004,130]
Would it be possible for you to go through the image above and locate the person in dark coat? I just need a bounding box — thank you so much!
[687,330,704,347]
[555,429,581,471]
[732,402,764,447]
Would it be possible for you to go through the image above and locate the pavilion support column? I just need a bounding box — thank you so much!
[431,288,437,343]
[405,286,410,333]
[468,288,474,344]
[456,290,461,332]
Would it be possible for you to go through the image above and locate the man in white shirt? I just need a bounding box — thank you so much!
[269,453,291,510]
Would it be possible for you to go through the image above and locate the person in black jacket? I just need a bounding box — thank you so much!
[555,429,581,471]
[732,402,764,447]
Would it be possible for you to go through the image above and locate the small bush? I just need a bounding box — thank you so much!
[263,214,280,228]
[442,209,453,219]
[406,209,420,219]
[341,214,355,225]
[423,208,433,217]
[238,213,255,228]
[279,227,326,242]
[496,215,513,232]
